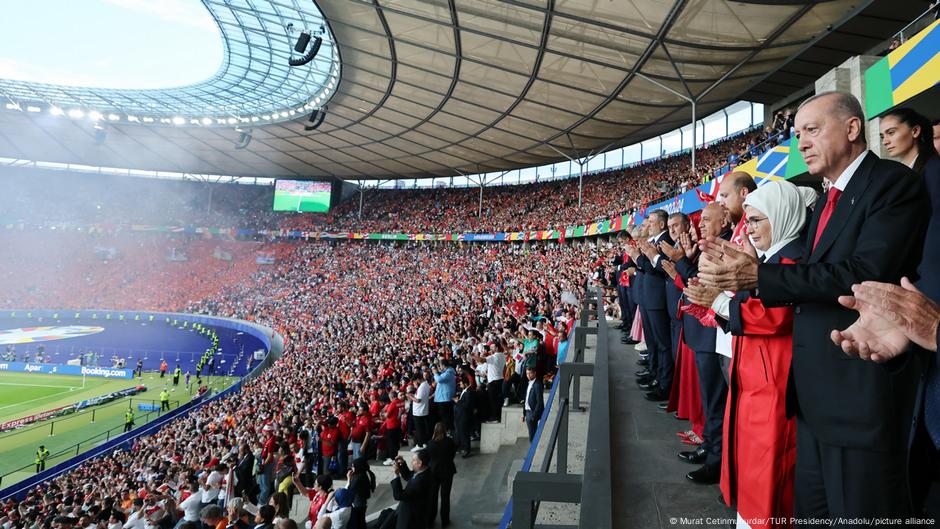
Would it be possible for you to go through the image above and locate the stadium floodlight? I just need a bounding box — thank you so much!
[68,109,85,119]
[107,113,120,121]
[201,117,213,126]
[4,103,21,111]
[142,117,154,123]
[127,115,140,122]
[294,31,311,53]
[171,116,185,125]
[304,107,326,131]
[234,128,252,150]
[50,107,64,116]
[250,116,259,122]
[288,35,322,67]
[88,111,103,122]
[227,117,237,125]
[27,106,41,113]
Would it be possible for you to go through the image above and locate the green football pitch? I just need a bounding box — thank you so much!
[0,371,236,488]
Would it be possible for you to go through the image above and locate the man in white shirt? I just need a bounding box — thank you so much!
[473,347,506,423]
[178,483,203,523]
[407,373,431,451]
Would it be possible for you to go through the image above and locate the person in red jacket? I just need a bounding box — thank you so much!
[350,402,372,462]
[336,401,355,475]
[319,417,341,478]
[382,391,404,466]
[689,181,806,527]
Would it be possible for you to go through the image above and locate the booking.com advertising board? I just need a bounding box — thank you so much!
[0,361,132,379]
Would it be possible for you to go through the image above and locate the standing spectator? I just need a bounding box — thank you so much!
[320,418,341,477]
[382,392,404,466]
[388,451,432,529]
[345,459,376,529]
[453,378,473,458]
[432,360,456,434]
[522,366,544,442]
[336,402,354,476]
[233,443,255,502]
[350,404,372,462]
[473,347,506,423]
[407,374,431,451]
[425,423,457,528]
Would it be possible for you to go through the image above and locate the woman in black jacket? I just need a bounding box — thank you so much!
[345,457,376,529]
[424,422,457,527]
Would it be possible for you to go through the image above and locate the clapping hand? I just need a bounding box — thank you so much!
[684,277,722,307]
[661,260,678,281]
[831,277,940,361]
[658,241,684,262]
[697,237,759,291]
[638,240,659,261]
[679,232,697,260]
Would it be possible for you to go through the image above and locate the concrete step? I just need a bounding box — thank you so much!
[507,458,524,492]
[480,423,502,453]
[470,512,504,526]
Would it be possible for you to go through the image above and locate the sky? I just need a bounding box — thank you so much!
[0,0,223,89]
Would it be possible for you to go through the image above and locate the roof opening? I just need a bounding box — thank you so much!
[0,0,223,89]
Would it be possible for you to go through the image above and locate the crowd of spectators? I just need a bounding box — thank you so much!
[0,239,597,529]
[1,126,785,237]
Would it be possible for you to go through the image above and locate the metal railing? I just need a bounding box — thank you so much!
[506,285,612,529]
[0,398,181,488]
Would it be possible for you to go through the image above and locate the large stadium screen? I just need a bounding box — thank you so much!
[272,180,332,212]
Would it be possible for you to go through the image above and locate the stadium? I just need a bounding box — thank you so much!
[0,1,938,529]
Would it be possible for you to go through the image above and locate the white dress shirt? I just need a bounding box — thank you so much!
[524,379,536,411]
[831,150,869,192]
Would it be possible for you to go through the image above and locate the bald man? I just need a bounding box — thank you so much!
[674,201,733,484]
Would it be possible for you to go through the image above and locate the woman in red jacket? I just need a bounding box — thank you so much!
[692,181,809,529]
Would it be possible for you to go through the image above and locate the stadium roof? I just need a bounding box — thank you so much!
[0,0,925,181]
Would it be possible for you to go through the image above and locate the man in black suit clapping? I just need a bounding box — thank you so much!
[698,91,929,522]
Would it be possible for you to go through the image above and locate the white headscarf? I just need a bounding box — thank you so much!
[797,186,820,210]
[743,181,807,259]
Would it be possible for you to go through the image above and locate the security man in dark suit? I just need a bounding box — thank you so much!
[634,210,675,401]
[699,91,929,522]
[390,449,433,529]
[523,366,544,441]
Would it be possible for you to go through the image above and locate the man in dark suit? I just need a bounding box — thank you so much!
[453,378,473,457]
[831,277,940,514]
[233,442,255,501]
[390,449,433,529]
[523,366,544,441]
[634,209,675,401]
[673,202,733,485]
[698,91,929,521]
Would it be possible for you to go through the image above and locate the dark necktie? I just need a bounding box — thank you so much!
[924,356,940,449]
[812,188,842,251]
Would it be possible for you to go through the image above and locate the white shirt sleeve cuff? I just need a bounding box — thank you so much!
[711,293,732,320]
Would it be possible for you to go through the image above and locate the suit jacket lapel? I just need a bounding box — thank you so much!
[809,152,877,263]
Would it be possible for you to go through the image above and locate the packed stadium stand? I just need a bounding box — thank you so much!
[0,2,939,529]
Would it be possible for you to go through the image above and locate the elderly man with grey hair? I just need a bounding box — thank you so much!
[697,91,929,522]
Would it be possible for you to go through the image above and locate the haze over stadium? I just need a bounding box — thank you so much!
[0,1,939,529]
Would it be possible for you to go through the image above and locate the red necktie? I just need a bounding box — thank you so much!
[812,187,842,251]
